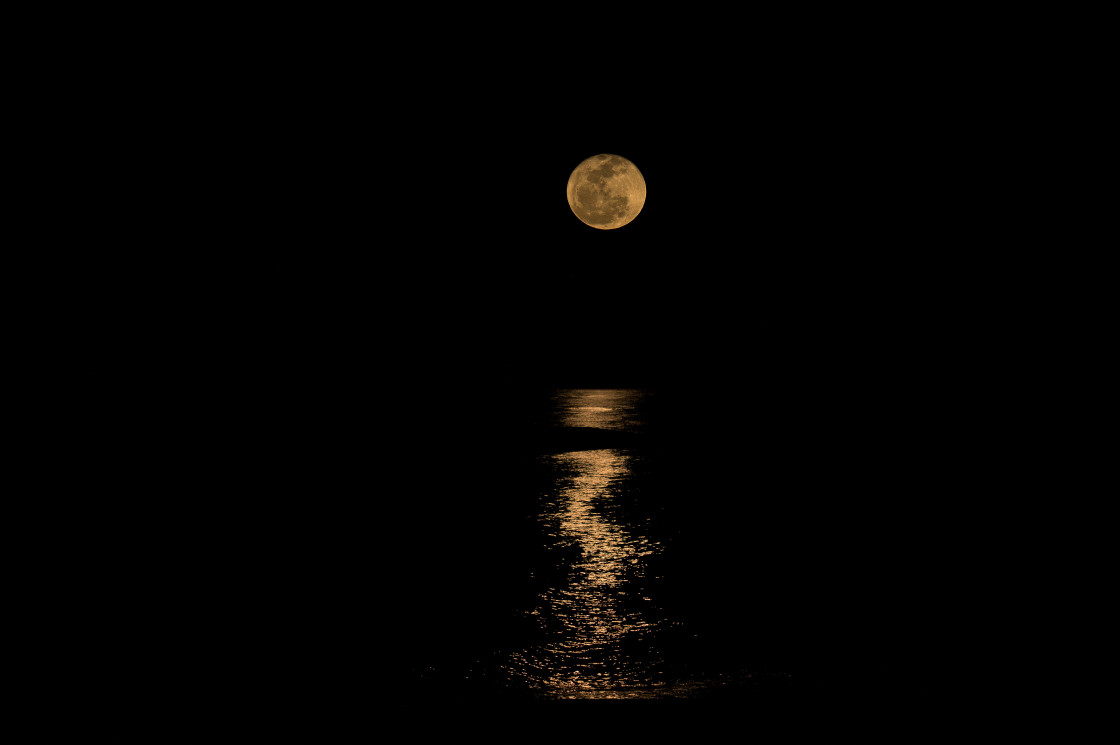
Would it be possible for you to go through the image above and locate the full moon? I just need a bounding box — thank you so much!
[566,154,646,230]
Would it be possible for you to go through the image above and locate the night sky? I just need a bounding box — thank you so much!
[229,58,951,395]
[183,15,981,462]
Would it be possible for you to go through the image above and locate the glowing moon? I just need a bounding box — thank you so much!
[566,154,646,230]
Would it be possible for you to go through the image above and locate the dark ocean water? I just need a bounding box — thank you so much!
[161,359,953,729]
[176,367,947,725]
[392,389,805,703]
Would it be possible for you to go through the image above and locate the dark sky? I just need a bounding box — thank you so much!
[211,22,965,398]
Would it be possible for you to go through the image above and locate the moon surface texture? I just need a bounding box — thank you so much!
[566,154,646,230]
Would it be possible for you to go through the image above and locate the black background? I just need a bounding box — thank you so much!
[158,12,991,723]
[216,18,970,396]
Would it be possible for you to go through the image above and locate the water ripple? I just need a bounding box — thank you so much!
[501,448,675,698]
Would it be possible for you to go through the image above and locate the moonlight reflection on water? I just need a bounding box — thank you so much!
[503,390,686,698]
[503,447,674,698]
[497,389,776,699]
[548,388,648,432]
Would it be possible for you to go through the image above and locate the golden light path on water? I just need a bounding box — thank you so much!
[505,448,668,698]
[503,390,714,699]
[549,388,646,432]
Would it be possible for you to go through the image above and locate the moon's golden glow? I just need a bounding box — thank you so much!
[566,154,646,230]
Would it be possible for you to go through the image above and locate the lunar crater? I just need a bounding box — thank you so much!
[566,154,645,230]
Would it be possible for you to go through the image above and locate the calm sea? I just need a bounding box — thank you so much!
[401,388,799,702]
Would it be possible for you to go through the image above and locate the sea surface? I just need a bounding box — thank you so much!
[400,388,800,702]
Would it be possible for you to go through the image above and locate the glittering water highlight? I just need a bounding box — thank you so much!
[503,447,674,698]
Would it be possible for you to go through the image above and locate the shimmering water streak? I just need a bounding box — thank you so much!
[493,389,782,698]
[504,448,674,698]
[549,389,648,432]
